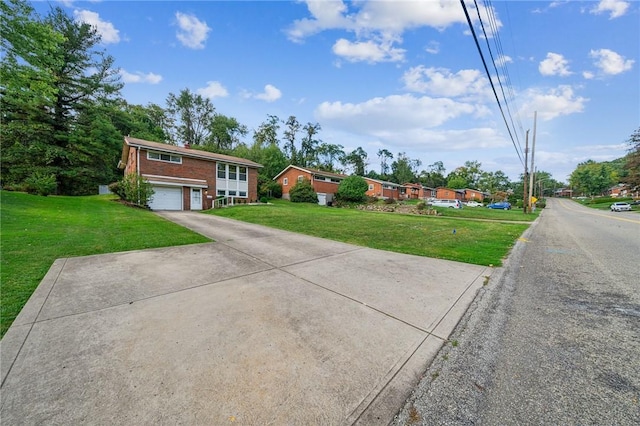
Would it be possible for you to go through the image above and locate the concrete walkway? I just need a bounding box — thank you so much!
[1,212,491,425]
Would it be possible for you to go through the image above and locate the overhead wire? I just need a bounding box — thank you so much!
[483,0,526,144]
[459,0,525,166]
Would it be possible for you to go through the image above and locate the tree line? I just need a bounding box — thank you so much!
[568,128,639,197]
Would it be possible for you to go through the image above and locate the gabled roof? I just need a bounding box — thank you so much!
[364,177,401,187]
[121,136,263,169]
[273,165,348,181]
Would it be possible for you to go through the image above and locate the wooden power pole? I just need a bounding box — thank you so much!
[523,130,529,214]
[528,111,537,211]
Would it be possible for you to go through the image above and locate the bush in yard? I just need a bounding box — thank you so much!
[259,181,282,199]
[289,178,318,203]
[383,197,396,204]
[336,175,369,203]
[416,201,426,210]
[108,181,126,199]
[25,172,57,196]
[118,174,154,207]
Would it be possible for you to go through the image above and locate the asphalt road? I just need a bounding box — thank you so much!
[394,198,640,425]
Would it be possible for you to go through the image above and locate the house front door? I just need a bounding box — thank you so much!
[190,188,202,210]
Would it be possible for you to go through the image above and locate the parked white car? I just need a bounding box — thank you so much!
[429,199,463,209]
[610,202,632,212]
[465,201,482,207]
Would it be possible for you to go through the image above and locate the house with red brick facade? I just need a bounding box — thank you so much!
[365,178,402,200]
[273,165,347,205]
[435,187,465,201]
[119,137,262,210]
[463,188,487,202]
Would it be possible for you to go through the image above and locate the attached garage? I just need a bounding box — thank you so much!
[148,186,182,210]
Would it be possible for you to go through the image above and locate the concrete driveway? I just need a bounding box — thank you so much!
[1,212,491,425]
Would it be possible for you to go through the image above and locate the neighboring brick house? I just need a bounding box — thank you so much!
[273,165,347,205]
[403,183,422,199]
[463,188,486,202]
[607,184,628,197]
[365,178,402,200]
[436,187,465,201]
[118,136,262,210]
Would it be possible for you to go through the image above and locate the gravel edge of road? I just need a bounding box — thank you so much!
[391,214,542,426]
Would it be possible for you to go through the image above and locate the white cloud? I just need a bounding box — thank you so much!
[519,85,588,121]
[589,48,634,75]
[252,84,282,102]
[582,71,595,79]
[73,10,120,44]
[496,54,513,67]
[425,41,440,54]
[287,1,499,64]
[402,66,491,101]
[119,70,162,84]
[197,81,228,99]
[590,0,629,19]
[175,12,210,49]
[332,38,405,63]
[539,52,572,76]
[316,94,481,136]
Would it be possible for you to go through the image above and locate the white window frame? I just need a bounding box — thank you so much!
[147,151,182,164]
[283,178,289,186]
[297,175,304,183]
[216,163,249,198]
[368,184,374,190]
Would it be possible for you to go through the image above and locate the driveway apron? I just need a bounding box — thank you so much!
[1,211,491,425]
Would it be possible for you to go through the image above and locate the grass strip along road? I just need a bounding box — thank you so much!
[0,192,210,337]
[207,200,532,267]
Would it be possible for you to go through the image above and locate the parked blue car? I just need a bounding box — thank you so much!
[487,201,512,210]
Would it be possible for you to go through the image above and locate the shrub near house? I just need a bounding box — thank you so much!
[337,175,369,203]
[289,178,318,203]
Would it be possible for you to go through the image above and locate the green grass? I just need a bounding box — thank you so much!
[0,191,210,337]
[207,199,530,267]
[577,196,639,211]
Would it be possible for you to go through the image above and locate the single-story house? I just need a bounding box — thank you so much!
[273,165,347,205]
[365,178,402,200]
[436,187,465,201]
[463,188,487,202]
[118,136,262,210]
[555,188,573,198]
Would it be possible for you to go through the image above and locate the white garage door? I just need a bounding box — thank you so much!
[148,186,182,210]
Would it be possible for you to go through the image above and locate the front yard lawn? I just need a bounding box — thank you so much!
[207,199,531,267]
[0,191,210,337]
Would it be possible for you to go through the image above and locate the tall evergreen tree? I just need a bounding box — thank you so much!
[1,1,123,194]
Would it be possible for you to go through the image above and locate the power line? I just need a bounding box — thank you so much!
[459,0,524,167]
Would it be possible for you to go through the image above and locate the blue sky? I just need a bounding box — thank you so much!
[34,1,639,182]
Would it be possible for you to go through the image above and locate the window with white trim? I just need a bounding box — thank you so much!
[283,178,288,186]
[297,175,304,183]
[368,184,374,190]
[216,163,249,198]
[147,151,181,164]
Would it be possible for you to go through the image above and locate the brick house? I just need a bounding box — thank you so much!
[118,136,262,210]
[403,183,422,199]
[365,178,402,200]
[273,165,347,205]
[463,188,486,202]
[436,187,465,201]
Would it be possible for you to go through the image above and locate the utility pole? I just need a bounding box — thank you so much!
[528,111,537,212]
[523,130,529,214]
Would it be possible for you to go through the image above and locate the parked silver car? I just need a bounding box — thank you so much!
[610,202,632,212]
[428,199,463,209]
